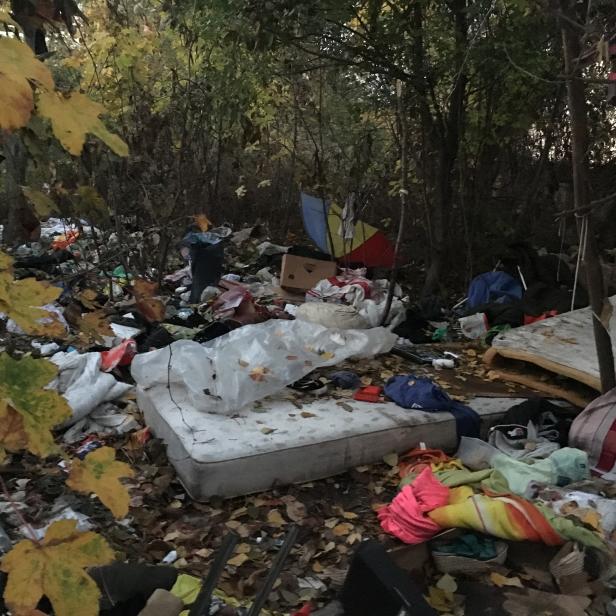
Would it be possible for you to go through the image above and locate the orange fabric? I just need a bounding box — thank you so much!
[399,448,451,478]
[52,230,79,250]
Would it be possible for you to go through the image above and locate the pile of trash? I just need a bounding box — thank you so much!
[455,242,589,342]
[3,212,616,616]
[372,390,616,614]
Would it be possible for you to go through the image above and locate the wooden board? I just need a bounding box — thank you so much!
[484,296,616,398]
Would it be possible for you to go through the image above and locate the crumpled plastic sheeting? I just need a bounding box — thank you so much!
[49,351,133,427]
[378,467,449,544]
[63,402,141,444]
[131,319,397,415]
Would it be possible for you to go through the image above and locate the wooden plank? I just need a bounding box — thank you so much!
[488,296,616,391]
[485,368,592,408]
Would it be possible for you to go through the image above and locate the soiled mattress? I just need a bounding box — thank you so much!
[138,384,522,500]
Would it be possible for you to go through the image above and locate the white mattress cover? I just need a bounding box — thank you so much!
[138,384,521,500]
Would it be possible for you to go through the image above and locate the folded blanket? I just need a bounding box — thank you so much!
[379,468,607,550]
[428,486,606,550]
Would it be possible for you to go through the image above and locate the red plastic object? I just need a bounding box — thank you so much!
[523,310,557,325]
[353,385,383,403]
[100,339,137,372]
[292,604,312,616]
[51,229,79,250]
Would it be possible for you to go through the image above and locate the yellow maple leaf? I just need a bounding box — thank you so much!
[0,76,34,131]
[0,37,54,131]
[78,310,115,343]
[67,447,135,518]
[0,9,20,29]
[0,270,64,337]
[21,186,58,218]
[37,90,129,157]
[0,405,28,463]
[0,354,71,459]
[0,519,114,616]
[0,252,14,272]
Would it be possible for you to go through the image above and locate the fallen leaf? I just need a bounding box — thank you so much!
[250,366,270,382]
[332,523,353,536]
[383,453,399,467]
[66,447,135,518]
[260,427,275,435]
[267,510,286,528]
[227,553,249,567]
[0,519,114,616]
[436,574,458,594]
[347,532,362,544]
[131,279,165,323]
[0,354,71,459]
[194,213,211,232]
[425,586,454,613]
[503,589,590,616]
[78,310,114,342]
[286,500,307,523]
[343,511,358,520]
[300,411,316,418]
[581,510,602,530]
[77,289,101,310]
[490,572,524,588]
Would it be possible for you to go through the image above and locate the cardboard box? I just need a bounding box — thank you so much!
[280,254,337,292]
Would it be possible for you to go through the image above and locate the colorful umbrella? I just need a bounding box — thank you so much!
[300,193,395,268]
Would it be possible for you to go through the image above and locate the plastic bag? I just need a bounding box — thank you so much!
[295,303,369,329]
[131,319,396,415]
[49,351,133,426]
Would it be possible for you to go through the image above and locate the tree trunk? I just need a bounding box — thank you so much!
[560,1,615,392]
[422,0,468,299]
[2,134,33,244]
[381,81,408,325]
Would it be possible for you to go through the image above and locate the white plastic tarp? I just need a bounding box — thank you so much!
[131,319,396,415]
[50,352,133,426]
